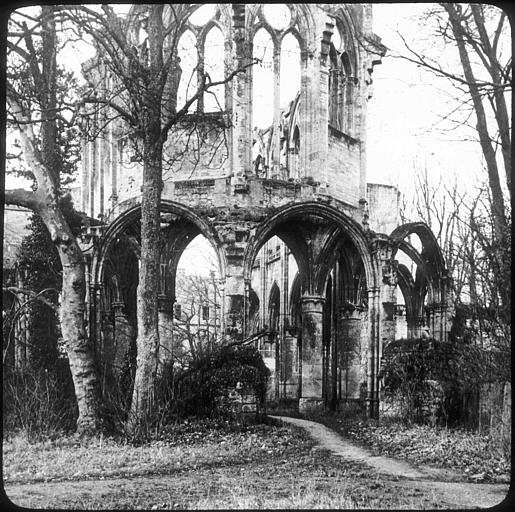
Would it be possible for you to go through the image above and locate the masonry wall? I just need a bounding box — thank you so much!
[326,131,361,206]
[366,183,400,234]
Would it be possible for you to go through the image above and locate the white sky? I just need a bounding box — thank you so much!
[367,3,506,195]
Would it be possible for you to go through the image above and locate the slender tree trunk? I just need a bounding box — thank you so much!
[443,4,508,241]
[128,125,163,433]
[469,5,511,197]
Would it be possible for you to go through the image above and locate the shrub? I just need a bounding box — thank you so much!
[3,359,77,440]
[380,338,508,426]
[166,344,270,420]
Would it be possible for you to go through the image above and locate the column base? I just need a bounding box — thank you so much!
[298,398,324,413]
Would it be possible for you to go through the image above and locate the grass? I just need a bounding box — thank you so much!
[306,411,511,484]
[3,418,453,509]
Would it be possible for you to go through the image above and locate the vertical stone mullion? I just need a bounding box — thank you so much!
[272,44,281,178]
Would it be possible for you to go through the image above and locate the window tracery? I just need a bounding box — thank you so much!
[328,17,356,135]
[251,5,302,179]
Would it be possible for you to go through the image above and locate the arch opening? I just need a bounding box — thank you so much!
[244,204,373,408]
[93,204,225,397]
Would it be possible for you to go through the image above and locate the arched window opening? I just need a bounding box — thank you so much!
[252,28,274,130]
[189,4,216,27]
[173,234,221,362]
[278,33,301,178]
[332,24,343,53]
[327,20,355,135]
[341,52,354,132]
[290,125,300,179]
[394,284,408,340]
[279,33,300,109]
[203,26,225,112]
[263,4,291,31]
[328,46,342,131]
[266,282,281,356]
[177,30,198,112]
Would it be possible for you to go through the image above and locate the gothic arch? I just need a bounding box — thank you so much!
[390,222,445,274]
[243,201,374,294]
[94,200,226,288]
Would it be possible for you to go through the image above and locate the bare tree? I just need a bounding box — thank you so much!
[61,4,256,433]
[5,6,100,434]
[398,4,511,202]
[396,3,511,354]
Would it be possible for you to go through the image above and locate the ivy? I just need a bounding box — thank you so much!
[168,345,270,419]
[380,338,510,425]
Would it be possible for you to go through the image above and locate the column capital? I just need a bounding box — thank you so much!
[112,301,126,318]
[300,294,326,305]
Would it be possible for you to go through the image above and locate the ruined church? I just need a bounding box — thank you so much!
[76,4,453,417]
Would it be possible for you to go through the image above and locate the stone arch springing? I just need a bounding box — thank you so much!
[390,222,451,341]
[94,201,226,298]
[244,201,374,293]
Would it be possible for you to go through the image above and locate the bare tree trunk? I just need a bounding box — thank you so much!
[7,5,101,435]
[443,4,508,241]
[469,5,511,196]
[128,125,163,433]
[54,219,100,434]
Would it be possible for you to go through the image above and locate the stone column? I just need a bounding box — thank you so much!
[282,333,298,398]
[230,4,251,184]
[109,123,118,209]
[378,257,397,415]
[339,305,363,400]
[279,242,289,398]
[81,135,90,213]
[299,295,325,412]
[89,139,96,218]
[317,21,333,187]
[271,45,281,178]
[366,286,380,418]
[224,273,246,339]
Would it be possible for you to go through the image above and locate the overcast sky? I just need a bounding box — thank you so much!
[368,3,495,194]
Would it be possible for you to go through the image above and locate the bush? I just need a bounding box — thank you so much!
[380,338,509,426]
[165,344,270,420]
[3,359,77,440]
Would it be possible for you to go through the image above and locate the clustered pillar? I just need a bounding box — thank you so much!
[299,295,325,412]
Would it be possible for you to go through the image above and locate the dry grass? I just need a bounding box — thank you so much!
[3,420,453,509]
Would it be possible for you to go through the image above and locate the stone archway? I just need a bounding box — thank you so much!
[90,200,227,383]
[390,223,453,342]
[242,201,376,412]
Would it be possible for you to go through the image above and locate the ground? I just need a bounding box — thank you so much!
[3,417,510,510]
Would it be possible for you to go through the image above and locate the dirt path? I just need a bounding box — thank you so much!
[271,415,510,509]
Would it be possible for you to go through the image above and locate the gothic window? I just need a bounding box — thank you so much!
[177,30,197,112]
[328,21,355,134]
[203,26,225,112]
[252,28,274,129]
[290,124,300,178]
[263,4,291,31]
[279,32,300,109]
[188,4,216,27]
